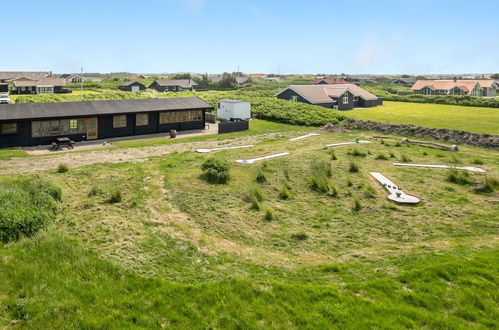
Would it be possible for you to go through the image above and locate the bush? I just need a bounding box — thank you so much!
[347,148,366,157]
[0,176,61,243]
[201,158,231,184]
[88,185,104,197]
[56,163,69,173]
[353,199,362,212]
[279,183,292,200]
[255,168,267,183]
[291,232,308,241]
[108,190,122,203]
[263,207,275,221]
[349,161,359,173]
[446,170,472,185]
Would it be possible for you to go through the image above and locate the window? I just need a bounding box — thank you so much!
[113,115,127,128]
[291,95,298,102]
[342,93,349,104]
[32,119,87,138]
[353,96,358,102]
[136,113,149,126]
[159,110,202,124]
[0,122,17,135]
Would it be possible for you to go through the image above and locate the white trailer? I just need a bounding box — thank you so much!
[217,99,251,121]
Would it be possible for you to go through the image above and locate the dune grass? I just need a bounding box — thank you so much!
[345,101,499,134]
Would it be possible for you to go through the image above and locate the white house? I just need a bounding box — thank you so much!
[217,99,251,120]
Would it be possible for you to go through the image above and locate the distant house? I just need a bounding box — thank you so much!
[342,76,376,84]
[119,81,147,92]
[392,78,416,85]
[249,73,265,79]
[12,78,70,94]
[276,84,382,110]
[58,74,83,84]
[149,79,197,92]
[260,77,281,82]
[0,71,52,83]
[411,79,498,97]
[312,78,348,85]
[235,76,253,85]
[129,74,146,79]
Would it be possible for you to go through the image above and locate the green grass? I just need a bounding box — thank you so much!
[1,120,498,328]
[345,101,499,134]
[0,149,28,160]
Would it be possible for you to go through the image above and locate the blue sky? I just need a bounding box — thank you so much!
[2,0,498,74]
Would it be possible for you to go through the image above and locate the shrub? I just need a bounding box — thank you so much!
[279,183,292,200]
[349,161,359,173]
[108,190,122,203]
[282,167,290,180]
[375,153,388,160]
[255,168,267,183]
[263,207,275,221]
[56,163,69,173]
[311,159,332,178]
[88,185,104,197]
[0,176,61,243]
[399,154,412,162]
[329,150,337,160]
[446,169,472,185]
[347,148,366,157]
[201,158,231,184]
[353,199,362,212]
[471,177,498,194]
[291,232,308,241]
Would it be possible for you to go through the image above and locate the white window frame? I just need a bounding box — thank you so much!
[342,93,349,104]
[291,95,298,102]
[113,115,127,128]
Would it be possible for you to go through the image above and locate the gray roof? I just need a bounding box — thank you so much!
[0,97,213,121]
[153,79,197,88]
[219,99,249,103]
[119,81,145,87]
[0,71,52,81]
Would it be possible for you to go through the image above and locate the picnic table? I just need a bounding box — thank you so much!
[52,137,75,150]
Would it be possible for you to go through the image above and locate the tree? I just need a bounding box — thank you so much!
[193,73,210,88]
[218,72,237,89]
[170,73,191,80]
[491,73,499,79]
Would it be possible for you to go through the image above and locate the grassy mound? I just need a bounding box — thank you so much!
[0,176,61,243]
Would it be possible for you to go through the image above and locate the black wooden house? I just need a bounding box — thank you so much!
[119,81,147,92]
[0,97,212,148]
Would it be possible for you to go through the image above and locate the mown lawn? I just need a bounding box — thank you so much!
[1,123,498,328]
[345,101,499,135]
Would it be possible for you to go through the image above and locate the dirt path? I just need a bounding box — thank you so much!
[0,133,284,174]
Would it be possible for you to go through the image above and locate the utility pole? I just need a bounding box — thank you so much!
[237,64,240,90]
[80,67,83,101]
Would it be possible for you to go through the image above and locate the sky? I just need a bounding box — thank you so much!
[1,0,498,75]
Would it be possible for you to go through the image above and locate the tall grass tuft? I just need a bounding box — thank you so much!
[446,169,472,185]
[353,199,362,212]
[375,153,388,160]
[255,168,267,183]
[347,148,366,157]
[349,161,359,173]
[279,183,292,200]
[56,163,69,173]
[0,176,61,243]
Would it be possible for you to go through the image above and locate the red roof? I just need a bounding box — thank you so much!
[411,80,496,94]
[312,78,348,85]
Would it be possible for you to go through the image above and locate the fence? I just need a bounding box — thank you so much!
[218,120,249,134]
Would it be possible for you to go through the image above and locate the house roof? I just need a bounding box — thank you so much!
[411,80,496,92]
[278,84,378,104]
[0,71,52,81]
[392,78,416,84]
[0,97,213,121]
[14,78,66,87]
[152,79,197,88]
[312,78,348,84]
[119,81,145,87]
[219,99,250,104]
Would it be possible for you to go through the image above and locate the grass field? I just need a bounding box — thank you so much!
[346,101,499,135]
[1,121,498,328]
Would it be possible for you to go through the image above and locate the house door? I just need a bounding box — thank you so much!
[86,118,98,140]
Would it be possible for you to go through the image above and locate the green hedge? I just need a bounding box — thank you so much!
[0,176,62,243]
